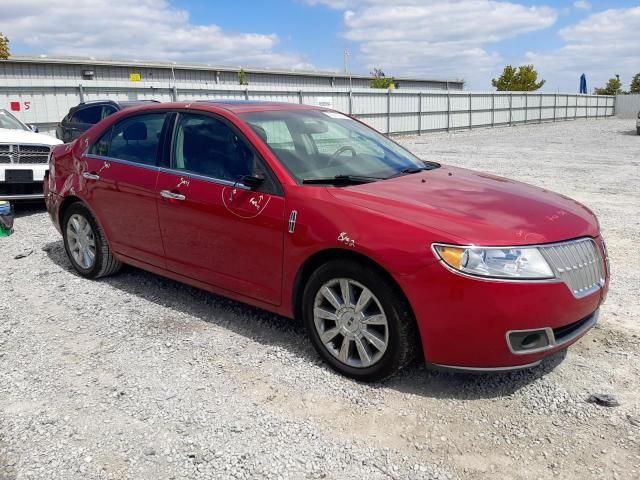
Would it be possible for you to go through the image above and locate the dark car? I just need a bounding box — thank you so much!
[56,100,159,143]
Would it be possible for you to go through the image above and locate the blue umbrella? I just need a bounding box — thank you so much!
[579,73,587,94]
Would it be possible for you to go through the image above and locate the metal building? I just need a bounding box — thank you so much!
[0,56,464,91]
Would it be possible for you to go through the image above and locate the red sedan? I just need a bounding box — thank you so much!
[44,101,609,381]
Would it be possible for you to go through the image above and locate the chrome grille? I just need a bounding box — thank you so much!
[0,144,51,164]
[540,238,605,298]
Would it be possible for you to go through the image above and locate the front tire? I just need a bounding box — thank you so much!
[302,260,417,382]
[62,202,121,279]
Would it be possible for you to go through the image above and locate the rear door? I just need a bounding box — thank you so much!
[156,111,285,305]
[82,112,170,267]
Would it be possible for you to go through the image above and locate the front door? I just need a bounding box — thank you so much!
[156,112,285,305]
[82,112,169,267]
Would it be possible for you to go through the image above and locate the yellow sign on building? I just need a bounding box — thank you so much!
[129,73,141,82]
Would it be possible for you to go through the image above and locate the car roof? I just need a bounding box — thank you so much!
[85,100,326,121]
[70,99,159,111]
[180,100,323,114]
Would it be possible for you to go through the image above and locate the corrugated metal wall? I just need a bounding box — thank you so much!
[0,83,614,137]
[614,94,640,116]
[0,59,463,90]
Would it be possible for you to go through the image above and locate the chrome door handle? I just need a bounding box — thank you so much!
[83,172,100,181]
[160,190,186,201]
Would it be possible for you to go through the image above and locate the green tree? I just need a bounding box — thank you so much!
[0,32,9,60]
[491,65,545,91]
[594,76,622,95]
[629,73,640,94]
[238,68,248,86]
[369,68,395,89]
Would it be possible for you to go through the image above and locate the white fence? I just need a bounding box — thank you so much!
[614,94,640,116]
[0,83,615,137]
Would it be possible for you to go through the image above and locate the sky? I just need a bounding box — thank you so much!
[2,0,639,92]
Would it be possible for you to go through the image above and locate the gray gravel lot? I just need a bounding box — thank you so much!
[1,117,639,480]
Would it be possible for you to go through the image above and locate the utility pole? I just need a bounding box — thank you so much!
[343,50,352,90]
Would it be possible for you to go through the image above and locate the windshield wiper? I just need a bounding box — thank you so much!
[302,174,383,185]
[385,161,441,180]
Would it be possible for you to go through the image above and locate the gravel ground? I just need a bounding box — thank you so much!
[1,117,639,480]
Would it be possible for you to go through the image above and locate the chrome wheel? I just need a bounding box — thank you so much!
[313,278,389,368]
[66,213,96,270]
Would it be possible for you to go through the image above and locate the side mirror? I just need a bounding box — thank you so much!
[27,124,39,133]
[242,174,264,189]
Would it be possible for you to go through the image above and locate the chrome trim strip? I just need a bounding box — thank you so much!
[85,154,253,191]
[0,193,44,201]
[288,210,297,233]
[506,310,598,356]
[429,360,542,373]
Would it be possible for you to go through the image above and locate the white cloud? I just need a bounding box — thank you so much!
[1,0,312,69]
[573,1,591,10]
[331,1,557,88]
[525,7,640,91]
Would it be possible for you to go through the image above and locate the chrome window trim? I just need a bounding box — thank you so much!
[84,153,253,191]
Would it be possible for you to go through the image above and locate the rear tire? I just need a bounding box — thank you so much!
[62,202,121,279]
[302,259,418,382]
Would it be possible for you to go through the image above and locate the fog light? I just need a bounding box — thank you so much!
[507,328,553,354]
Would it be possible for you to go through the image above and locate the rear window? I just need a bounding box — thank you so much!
[71,106,102,125]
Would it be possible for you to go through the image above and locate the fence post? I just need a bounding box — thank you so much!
[244,88,249,101]
[172,85,178,102]
[298,90,303,105]
[574,95,578,120]
[509,93,513,126]
[447,91,451,131]
[565,94,568,121]
[524,93,528,124]
[417,92,422,135]
[539,94,543,124]
[348,89,353,115]
[386,89,391,134]
[78,84,85,103]
[612,96,616,116]
[468,92,472,130]
[553,93,557,122]
[595,95,599,119]
[491,92,495,128]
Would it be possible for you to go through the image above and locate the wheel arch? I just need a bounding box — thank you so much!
[58,195,84,228]
[292,248,416,326]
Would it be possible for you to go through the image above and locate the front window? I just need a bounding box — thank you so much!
[240,109,436,183]
[0,109,28,131]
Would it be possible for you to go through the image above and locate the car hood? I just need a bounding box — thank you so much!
[327,165,599,245]
[0,128,62,146]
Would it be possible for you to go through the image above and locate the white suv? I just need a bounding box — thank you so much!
[0,109,62,200]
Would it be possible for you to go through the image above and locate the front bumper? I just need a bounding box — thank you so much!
[399,238,608,369]
[0,164,48,200]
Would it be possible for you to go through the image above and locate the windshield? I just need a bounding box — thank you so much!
[0,110,28,131]
[239,109,436,182]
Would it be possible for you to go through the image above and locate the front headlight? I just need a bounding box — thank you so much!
[433,244,555,280]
